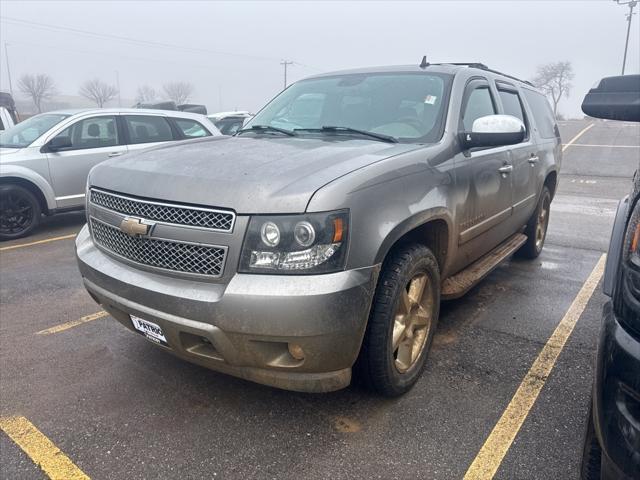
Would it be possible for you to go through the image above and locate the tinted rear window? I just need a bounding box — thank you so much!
[124,115,174,144]
[523,90,557,139]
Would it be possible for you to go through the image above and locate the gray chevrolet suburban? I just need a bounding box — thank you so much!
[76,62,561,396]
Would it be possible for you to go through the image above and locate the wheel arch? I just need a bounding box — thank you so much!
[0,176,51,214]
[544,169,558,200]
[374,209,452,275]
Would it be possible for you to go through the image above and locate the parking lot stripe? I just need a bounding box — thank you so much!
[0,416,90,480]
[463,254,606,480]
[36,311,108,335]
[0,234,77,252]
[562,123,594,152]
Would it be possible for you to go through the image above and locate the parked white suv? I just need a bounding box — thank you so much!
[0,108,220,239]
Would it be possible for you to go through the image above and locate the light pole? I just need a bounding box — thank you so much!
[4,42,14,97]
[280,60,294,90]
[115,70,122,107]
[614,0,638,75]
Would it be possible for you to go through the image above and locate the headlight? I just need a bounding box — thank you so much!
[239,210,349,274]
[617,200,640,330]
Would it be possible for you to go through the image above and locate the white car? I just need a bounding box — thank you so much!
[0,108,220,239]
[208,111,252,135]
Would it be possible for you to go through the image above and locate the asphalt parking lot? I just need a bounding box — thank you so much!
[1,119,639,480]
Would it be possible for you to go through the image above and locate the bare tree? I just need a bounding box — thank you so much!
[163,81,194,105]
[18,74,56,113]
[531,61,574,117]
[79,79,119,108]
[135,85,157,104]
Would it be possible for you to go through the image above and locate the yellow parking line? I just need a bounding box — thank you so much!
[562,123,594,152]
[0,234,77,252]
[464,254,606,480]
[36,311,108,335]
[0,416,90,480]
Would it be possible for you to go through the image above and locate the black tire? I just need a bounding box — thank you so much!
[518,185,551,259]
[356,243,440,397]
[580,400,602,480]
[0,184,41,241]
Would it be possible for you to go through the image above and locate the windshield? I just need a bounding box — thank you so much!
[0,113,70,148]
[246,72,451,143]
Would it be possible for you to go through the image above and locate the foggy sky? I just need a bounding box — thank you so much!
[1,0,639,117]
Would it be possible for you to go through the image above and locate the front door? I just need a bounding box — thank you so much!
[453,79,514,269]
[46,115,127,209]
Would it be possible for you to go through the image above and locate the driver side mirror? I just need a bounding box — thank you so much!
[460,114,525,149]
[46,136,72,152]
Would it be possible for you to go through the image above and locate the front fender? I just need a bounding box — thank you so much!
[373,207,453,266]
[0,164,57,211]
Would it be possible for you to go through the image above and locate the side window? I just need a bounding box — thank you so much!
[462,86,496,131]
[498,89,527,128]
[54,116,119,150]
[523,90,557,139]
[174,118,211,138]
[124,115,174,144]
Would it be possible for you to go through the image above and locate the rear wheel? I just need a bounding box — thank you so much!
[0,184,41,240]
[518,185,551,259]
[356,243,440,396]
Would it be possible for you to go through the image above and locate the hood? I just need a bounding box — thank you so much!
[0,147,22,158]
[90,136,421,213]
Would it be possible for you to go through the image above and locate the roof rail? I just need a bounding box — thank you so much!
[433,62,534,87]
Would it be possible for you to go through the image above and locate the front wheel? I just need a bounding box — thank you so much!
[356,243,440,396]
[518,185,551,259]
[0,184,41,240]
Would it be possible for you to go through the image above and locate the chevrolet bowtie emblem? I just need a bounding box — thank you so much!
[120,217,152,237]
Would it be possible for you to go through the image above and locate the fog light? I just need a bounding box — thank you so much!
[288,343,305,360]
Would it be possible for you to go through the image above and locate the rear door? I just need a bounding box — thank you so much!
[522,88,561,199]
[46,114,126,208]
[454,78,514,262]
[495,82,539,226]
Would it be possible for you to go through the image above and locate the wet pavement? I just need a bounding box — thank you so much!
[1,119,638,479]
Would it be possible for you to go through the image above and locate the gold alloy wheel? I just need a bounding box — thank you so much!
[392,273,434,373]
[535,195,551,251]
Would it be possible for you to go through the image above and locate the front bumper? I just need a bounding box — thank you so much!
[76,225,379,392]
[593,301,640,479]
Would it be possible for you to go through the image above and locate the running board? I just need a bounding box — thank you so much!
[441,233,527,300]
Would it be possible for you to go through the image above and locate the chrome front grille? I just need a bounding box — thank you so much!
[90,189,235,232]
[90,218,226,277]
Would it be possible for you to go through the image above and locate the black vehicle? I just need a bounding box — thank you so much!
[580,74,640,480]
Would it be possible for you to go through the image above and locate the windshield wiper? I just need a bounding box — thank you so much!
[295,126,398,143]
[236,125,296,137]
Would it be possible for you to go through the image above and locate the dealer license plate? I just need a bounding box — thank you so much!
[131,315,168,347]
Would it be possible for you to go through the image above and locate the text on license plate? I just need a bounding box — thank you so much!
[130,315,168,346]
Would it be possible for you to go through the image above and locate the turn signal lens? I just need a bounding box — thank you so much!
[332,218,344,243]
[631,223,640,254]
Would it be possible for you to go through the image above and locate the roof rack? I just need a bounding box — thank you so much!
[432,62,534,87]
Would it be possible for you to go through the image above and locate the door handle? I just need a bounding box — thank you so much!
[108,151,125,158]
[528,155,540,166]
[498,165,513,174]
